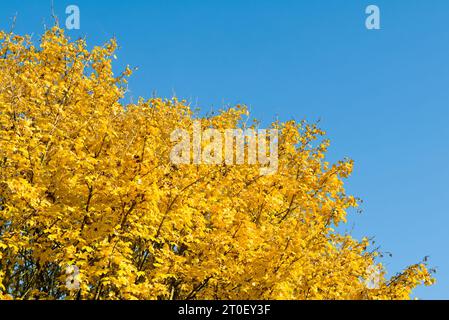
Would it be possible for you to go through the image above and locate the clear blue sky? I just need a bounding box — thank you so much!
[1,0,448,299]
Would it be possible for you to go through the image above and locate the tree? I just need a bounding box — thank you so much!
[0,27,433,300]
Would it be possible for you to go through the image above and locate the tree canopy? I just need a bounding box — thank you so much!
[0,27,433,300]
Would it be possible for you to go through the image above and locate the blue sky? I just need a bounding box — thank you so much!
[1,0,448,299]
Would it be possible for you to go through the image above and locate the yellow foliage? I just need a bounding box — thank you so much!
[0,27,433,300]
